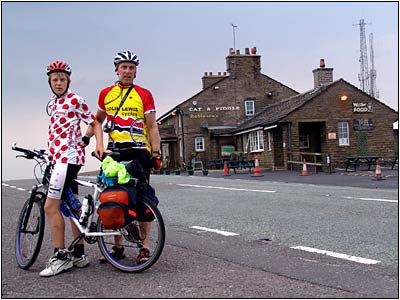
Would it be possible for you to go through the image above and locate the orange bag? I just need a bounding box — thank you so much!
[97,186,137,229]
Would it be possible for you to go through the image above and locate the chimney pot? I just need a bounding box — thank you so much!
[251,47,257,55]
[236,49,240,55]
[209,72,213,76]
[320,59,325,68]
[245,48,250,55]
[204,72,208,76]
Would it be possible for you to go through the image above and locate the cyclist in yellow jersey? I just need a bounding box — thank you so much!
[85,50,161,263]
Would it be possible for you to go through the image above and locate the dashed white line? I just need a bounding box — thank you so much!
[191,226,239,236]
[178,184,276,193]
[341,196,398,203]
[291,246,380,265]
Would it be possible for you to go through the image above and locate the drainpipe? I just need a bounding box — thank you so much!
[180,109,186,165]
[288,122,292,152]
[288,123,292,168]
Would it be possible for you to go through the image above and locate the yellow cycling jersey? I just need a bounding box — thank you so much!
[98,83,156,151]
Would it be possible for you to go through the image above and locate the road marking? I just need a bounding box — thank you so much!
[341,196,398,203]
[178,184,276,193]
[17,188,26,191]
[291,246,380,264]
[2,183,10,187]
[191,226,239,236]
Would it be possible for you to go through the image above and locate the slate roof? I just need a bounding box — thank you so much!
[211,78,398,136]
[211,79,339,135]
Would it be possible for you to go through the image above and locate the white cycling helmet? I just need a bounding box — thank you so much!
[113,50,139,67]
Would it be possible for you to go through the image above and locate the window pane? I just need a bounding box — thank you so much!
[338,122,349,146]
[245,100,254,116]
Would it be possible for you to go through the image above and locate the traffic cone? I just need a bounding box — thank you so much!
[223,161,230,176]
[372,159,385,181]
[251,155,264,177]
[301,159,309,176]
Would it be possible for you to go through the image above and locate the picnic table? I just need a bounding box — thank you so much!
[207,158,229,169]
[345,156,379,171]
[207,159,256,174]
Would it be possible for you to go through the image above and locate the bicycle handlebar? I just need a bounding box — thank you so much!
[91,151,120,162]
[12,143,47,160]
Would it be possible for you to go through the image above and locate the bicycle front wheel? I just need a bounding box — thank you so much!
[15,194,45,269]
[97,196,165,272]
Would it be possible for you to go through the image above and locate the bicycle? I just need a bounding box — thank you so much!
[12,142,165,273]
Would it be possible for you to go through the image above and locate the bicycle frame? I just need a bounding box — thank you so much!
[66,179,122,250]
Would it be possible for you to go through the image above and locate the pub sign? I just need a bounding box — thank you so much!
[353,102,373,113]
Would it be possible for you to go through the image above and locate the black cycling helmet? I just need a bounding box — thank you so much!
[113,50,139,67]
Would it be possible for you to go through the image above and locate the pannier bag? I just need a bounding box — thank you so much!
[136,183,159,222]
[98,185,137,229]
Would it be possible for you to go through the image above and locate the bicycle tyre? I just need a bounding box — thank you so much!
[97,196,165,272]
[15,194,45,269]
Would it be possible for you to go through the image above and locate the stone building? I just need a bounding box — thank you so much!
[157,48,398,170]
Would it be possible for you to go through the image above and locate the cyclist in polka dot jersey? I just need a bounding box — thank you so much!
[40,60,105,277]
[48,93,95,165]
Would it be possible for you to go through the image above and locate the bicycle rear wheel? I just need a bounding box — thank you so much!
[15,194,45,269]
[97,196,165,272]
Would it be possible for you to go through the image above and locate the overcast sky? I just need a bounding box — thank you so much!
[2,1,398,180]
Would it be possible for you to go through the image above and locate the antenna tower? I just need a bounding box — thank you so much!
[353,19,371,93]
[369,33,379,98]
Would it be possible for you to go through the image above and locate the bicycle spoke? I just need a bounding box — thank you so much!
[97,197,165,272]
[15,197,45,269]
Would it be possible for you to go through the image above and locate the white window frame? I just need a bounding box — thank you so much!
[245,100,255,116]
[243,130,264,153]
[338,121,350,146]
[243,135,249,153]
[267,131,272,151]
[195,136,205,152]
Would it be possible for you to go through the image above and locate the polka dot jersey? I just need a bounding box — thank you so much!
[47,90,96,165]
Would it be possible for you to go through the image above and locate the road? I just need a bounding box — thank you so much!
[1,172,398,298]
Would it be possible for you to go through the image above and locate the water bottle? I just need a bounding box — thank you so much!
[79,196,90,226]
[60,189,82,218]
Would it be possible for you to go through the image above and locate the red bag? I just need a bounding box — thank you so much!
[98,186,137,229]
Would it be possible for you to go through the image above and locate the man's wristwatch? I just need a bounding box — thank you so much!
[152,150,161,156]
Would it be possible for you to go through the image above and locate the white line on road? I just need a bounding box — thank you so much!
[178,184,276,193]
[291,246,380,265]
[191,226,239,236]
[341,196,398,203]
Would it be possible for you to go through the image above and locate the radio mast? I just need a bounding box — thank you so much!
[353,19,371,94]
[369,33,379,98]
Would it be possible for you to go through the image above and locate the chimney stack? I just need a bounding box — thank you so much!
[226,46,261,78]
[312,58,333,88]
